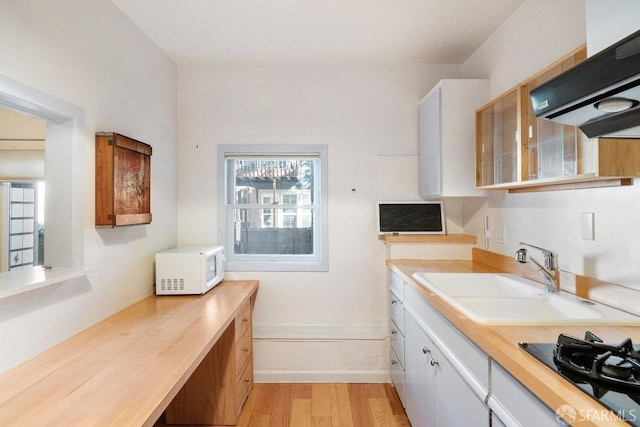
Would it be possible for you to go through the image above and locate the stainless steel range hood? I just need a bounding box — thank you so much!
[530,29,640,138]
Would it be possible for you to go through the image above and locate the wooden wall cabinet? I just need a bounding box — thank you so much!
[475,87,520,187]
[476,45,640,192]
[95,132,152,227]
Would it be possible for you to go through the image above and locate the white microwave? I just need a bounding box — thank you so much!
[155,245,225,295]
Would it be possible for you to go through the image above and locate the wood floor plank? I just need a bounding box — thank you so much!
[311,384,333,417]
[347,383,375,427]
[291,398,312,427]
[383,384,405,416]
[311,415,333,427]
[246,414,272,427]
[235,384,409,427]
[332,383,354,427]
[291,383,313,399]
[369,397,395,427]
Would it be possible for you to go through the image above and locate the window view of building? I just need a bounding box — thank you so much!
[219,146,328,271]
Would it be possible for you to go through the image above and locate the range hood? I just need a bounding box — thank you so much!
[530,29,640,138]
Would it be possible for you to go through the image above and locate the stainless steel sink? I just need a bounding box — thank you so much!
[411,272,640,325]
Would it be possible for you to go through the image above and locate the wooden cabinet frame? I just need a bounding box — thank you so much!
[476,45,640,193]
[95,132,152,227]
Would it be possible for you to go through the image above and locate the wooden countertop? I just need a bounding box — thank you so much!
[388,253,638,427]
[0,280,259,427]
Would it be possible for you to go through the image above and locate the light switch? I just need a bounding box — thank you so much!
[580,212,594,241]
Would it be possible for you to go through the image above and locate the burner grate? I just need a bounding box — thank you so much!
[554,331,640,397]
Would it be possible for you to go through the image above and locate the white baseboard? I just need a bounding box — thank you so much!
[254,369,389,383]
[253,323,387,340]
[252,323,390,384]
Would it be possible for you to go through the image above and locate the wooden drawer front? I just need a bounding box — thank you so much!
[235,356,253,414]
[389,291,405,335]
[235,299,251,341]
[390,319,405,368]
[235,327,252,373]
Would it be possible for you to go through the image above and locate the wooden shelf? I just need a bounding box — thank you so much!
[380,234,477,244]
[477,174,634,193]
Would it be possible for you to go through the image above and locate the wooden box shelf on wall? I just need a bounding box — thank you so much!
[475,45,640,193]
[95,132,152,227]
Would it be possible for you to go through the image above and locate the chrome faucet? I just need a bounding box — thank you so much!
[514,242,559,293]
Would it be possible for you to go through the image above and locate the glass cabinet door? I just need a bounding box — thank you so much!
[476,87,519,186]
[521,47,590,180]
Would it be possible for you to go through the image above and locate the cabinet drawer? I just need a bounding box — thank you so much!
[235,299,251,341]
[389,291,405,334]
[235,327,252,374]
[404,284,489,393]
[390,320,405,368]
[389,271,405,302]
[489,361,557,427]
[235,356,253,414]
[389,346,405,407]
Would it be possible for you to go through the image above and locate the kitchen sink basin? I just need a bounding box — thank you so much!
[411,272,640,325]
[412,272,542,298]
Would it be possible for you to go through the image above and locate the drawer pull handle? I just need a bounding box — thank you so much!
[244,378,251,384]
[242,317,249,323]
[391,359,398,365]
[391,329,397,335]
[391,300,397,305]
[243,347,250,353]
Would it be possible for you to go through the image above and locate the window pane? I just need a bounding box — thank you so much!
[230,158,317,205]
[232,208,314,255]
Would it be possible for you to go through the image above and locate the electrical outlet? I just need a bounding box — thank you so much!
[495,224,507,244]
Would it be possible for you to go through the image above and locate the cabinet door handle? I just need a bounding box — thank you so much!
[391,299,397,305]
[422,347,430,355]
[391,329,397,335]
[391,359,398,365]
[430,358,439,367]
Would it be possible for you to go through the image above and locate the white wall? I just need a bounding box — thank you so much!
[176,63,461,381]
[462,0,640,291]
[0,0,177,372]
[585,0,640,55]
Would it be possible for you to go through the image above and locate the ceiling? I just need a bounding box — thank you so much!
[110,0,526,65]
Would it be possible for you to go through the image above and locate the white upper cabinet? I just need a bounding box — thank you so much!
[419,79,489,198]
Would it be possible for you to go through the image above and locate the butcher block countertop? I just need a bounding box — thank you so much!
[0,280,259,427]
[388,249,640,427]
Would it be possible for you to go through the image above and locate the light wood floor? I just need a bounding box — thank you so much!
[235,383,411,427]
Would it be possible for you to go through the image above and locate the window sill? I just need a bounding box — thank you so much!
[0,266,99,300]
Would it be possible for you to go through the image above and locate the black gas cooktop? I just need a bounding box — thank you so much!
[519,331,640,426]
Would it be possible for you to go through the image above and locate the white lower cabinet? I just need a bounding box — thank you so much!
[391,268,559,427]
[488,360,559,427]
[403,288,489,427]
[389,271,406,406]
[491,411,508,427]
[404,314,437,426]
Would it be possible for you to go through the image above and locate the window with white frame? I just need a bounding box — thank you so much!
[218,145,328,272]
